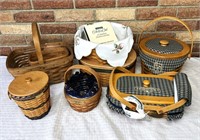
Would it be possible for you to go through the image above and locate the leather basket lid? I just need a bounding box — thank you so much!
[8,71,49,97]
[140,36,190,59]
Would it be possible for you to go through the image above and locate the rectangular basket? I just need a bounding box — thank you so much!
[108,67,192,120]
[6,23,73,84]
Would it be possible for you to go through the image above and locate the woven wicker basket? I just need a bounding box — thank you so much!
[108,67,192,120]
[80,49,137,87]
[8,71,50,120]
[139,16,193,74]
[6,22,73,84]
[64,65,102,112]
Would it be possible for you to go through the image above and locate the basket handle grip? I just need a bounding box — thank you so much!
[138,16,193,57]
[32,22,44,64]
[109,66,187,114]
[64,65,101,89]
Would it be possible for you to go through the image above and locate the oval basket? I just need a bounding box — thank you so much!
[139,16,193,74]
[8,71,50,120]
[6,22,74,84]
[64,65,102,112]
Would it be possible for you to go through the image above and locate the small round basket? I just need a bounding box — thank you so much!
[64,65,102,112]
[8,71,50,120]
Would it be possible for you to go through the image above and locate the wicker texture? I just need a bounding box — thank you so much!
[6,23,73,84]
[139,16,193,74]
[80,49,137,87]
[64,65,102,112]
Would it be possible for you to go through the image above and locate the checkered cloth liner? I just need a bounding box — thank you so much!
[106,73,192,120]
[139,38,188,74]
[139,49,188,74]
[146,38,183,54]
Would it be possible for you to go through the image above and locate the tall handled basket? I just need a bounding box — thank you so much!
[139,16,193,74]
[108,67,192,120]
[6,22,74,84]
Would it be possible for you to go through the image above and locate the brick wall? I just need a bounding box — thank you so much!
[0,0,199,57]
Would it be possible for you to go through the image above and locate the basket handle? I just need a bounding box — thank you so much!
[109,66,187,114]
[64,65,101,88]
[138,16,193,57]
[32,22,44,64]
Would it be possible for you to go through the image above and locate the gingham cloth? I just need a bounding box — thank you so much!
[107,73,192,120]
[139,37,188,74]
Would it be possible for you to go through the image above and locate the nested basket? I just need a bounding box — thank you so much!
[80,49,137,87]
[139,16,193,74]
[64,65,102,112]
[6,22,73,84]
[8,71,50,120]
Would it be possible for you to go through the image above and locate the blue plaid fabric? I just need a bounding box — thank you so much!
[107,73,192,120]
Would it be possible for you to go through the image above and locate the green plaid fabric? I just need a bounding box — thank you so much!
[106,73,192,120]
[139,37,188,74]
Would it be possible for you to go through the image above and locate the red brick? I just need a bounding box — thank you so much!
[136,8,176,20]
[157,20,199,31]
[160,0,200,6]
[32,0,73,9]
[14,11,54,22]
[139,33,176,40]
[40,24,76,34]
[118,0,158,7]
[197,21,200,30]
[63,34,74,47]
[0,47,12,56]
[0,35,27,46]
[0,0,31,10]
[178,7,200,19]
[75,0,115,8]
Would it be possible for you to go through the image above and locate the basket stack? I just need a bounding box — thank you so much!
[8,71,50,120]
[6,22,73,84]
[139,16,193,74]
[64,65,102,112]
[80,49,137,87]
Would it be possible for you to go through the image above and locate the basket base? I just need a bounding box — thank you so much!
[25,106,51,120]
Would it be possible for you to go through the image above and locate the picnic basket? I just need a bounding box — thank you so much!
[64,65,102,112]
[107,67,192,120]
[139,16,193,74]
[8,71,50,120]
[80,49,137,87]
[6,22,74,84]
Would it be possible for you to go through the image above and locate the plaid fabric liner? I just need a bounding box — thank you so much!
[146,38,183,54]
[139,49,188,74]
[106,73,192,120]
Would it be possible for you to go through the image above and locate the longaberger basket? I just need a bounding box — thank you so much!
[108,67,192,120]
[8,71,50,120]
[139,16,193,74]
[6,22,73,84]
[64,65,102,112]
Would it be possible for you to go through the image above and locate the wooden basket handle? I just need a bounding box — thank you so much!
[138,16,193,57]
[64,65,101,89]
[109,66,187,114]
[32,22,44,64]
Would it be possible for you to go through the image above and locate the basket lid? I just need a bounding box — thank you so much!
[140,36,190,59]
[8,71,49,97]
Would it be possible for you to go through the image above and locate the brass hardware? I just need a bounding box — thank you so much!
[143,80,150,88]
[159,40,169,47]
[25,77,32,84]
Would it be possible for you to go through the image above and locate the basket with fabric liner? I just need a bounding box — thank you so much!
[80,49,137,87]
[64,65,102,112]
[8,71,50,120]
[6,22,73,84]
[107,67,192,120]
[139,16,193,74]
[74,22,134,67]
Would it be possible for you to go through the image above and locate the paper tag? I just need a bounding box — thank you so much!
[121,95,146,120]
[83,21,118,44]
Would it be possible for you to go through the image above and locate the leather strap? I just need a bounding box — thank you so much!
[109,67,187,114]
